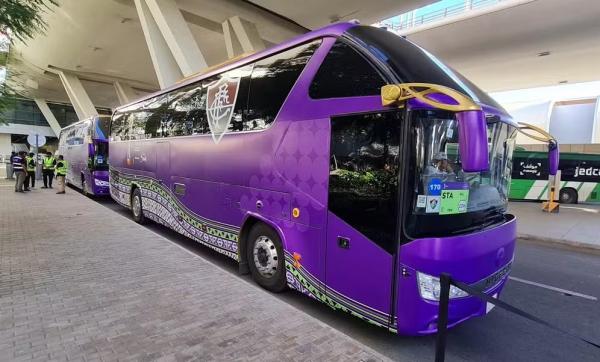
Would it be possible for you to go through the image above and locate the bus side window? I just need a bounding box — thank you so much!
[309,40,386,99]
[110,112,130,141]
[221,65,252,133]
[246,40,320,131]
[142,94,169,139]
[167,82,210,137]
[328,112,402,254]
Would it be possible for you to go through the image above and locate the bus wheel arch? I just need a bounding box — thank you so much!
[130,184,147,224]
[239,215,287,293]
[559,187,578,204]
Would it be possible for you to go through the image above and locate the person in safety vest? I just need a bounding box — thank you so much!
[42,151,56,189]
[55,155,68,194]
[24,152,36,190]
[12,151,27,193]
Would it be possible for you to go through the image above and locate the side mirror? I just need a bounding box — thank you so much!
[548,140,559,176]
[456,110,489,172]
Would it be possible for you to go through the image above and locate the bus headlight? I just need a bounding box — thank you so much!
[417,272,469,301]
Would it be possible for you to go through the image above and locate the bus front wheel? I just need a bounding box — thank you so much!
[131,188,147,224]
[559,188,578,204]
[246,223,287,293]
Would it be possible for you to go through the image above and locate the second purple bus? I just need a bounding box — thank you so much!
[58,115,110,196]
[109,22,517,335]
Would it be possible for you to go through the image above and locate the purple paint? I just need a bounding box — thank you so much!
[548,141,559,176]
[108,22,519,335]
[396,216,516,335]
[58,115,110,195]
[457,110,490,172]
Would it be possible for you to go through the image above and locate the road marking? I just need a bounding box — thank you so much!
[509,276,598,301]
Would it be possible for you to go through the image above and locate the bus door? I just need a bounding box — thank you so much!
[325,111,402,327]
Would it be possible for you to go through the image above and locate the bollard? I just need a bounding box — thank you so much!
[435,273,451,362]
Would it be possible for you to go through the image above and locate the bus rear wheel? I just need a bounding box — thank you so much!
[559,188,578,204]
[246,223,287,293]
[131,188,147,224]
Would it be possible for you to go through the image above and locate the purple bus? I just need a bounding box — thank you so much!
[58,115,110,196]
[109,22,517,335]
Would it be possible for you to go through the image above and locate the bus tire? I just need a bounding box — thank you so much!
[246,223,287,293]
[559,188,578,204]
[131,188,147,224]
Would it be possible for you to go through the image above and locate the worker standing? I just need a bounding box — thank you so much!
[25,152,36,190]
[6,151,16,179]
[12,151,27,193]
[55,155,68,194]
[42,151,56,189]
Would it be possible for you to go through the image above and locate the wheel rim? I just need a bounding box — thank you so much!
[252,236,279,278]
[132,195,141,217]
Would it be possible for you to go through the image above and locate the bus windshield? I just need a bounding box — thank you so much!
[93,141,109,171]
[406,110,517,238]
[95,116,111,140]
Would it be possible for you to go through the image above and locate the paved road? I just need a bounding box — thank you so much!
[96,196,600,362]
[0,184,390,361]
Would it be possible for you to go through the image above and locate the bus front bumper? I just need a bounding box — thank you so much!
[395,216,516,335]
[92,171,110,195]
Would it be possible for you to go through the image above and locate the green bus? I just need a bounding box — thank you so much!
[510,150,600,204]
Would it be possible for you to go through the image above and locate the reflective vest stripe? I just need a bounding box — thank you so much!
[43,157,55,169]
[26,157,36,172]
[55,160,68,176]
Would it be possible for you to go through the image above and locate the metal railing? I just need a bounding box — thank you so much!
[380,0,507,32]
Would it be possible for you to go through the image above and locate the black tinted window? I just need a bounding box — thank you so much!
[167,83,208,137]
[130,108,153,140]
[246,40,320,130]
[329,111,402,253]
[310,40,385,99]
[207,65,252,133]
[110,112,131,141]
[346,26,505,110]
[143,94,169,138]
[165,65,252,138]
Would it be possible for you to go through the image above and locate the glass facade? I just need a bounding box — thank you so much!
[0,97,111,128]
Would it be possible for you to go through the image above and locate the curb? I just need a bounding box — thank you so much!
[518,233,600,253]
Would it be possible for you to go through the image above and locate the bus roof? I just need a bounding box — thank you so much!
[59,114,110,132]
[116,21,358,112]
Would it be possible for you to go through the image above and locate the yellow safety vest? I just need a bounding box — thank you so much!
[55,160,68,176]
[43,157,55,170]
[26,156,36,172]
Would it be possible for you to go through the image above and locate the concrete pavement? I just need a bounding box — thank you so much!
[0,180,389,361]
[509,201,600,251]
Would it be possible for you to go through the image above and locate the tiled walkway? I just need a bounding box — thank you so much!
[0,181,389,361]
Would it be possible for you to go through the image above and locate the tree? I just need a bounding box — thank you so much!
[0,0,58,43]
[0,0,58,124]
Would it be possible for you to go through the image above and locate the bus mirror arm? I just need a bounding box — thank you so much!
[517,122,560,212]
[380,83,489,172]
[516,122,559,176]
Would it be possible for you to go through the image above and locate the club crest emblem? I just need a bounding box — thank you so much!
[206,76,240,144]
